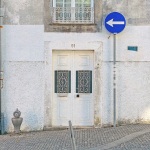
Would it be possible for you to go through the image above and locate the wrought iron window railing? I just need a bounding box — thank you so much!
[52,7,94,24]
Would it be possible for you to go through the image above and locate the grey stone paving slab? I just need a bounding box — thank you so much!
[0,124,150,150]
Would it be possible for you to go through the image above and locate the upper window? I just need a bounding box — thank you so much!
[53,0,94,24]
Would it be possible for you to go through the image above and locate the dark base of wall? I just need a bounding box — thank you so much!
[43,126,94,131]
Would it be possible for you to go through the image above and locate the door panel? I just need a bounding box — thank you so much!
[53,50,94,126]
[73,51,93,126]
[58,98,70,124]
[53,51,72,126]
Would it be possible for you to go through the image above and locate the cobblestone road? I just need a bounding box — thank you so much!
[108,132,150,150]
[0,124,150,150]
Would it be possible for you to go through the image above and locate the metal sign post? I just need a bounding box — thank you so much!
[105,12,126,127]
[113,34,116,127]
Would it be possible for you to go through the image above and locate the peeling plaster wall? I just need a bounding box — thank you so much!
[3,0,44,25]
[103,0,150,26]
[3,0,150,26]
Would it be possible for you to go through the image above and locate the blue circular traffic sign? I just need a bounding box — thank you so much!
[105,12,126,34]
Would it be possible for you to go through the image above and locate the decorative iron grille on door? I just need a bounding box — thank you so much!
[55,70,71,93]
[76,70,92,93]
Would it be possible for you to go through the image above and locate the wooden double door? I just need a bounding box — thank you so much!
[52,50,94,126]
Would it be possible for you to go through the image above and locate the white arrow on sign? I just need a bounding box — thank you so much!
[106,19,125,27]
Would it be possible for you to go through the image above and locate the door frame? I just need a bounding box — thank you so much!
[44,41,103,129]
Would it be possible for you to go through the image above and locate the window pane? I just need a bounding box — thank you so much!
[84,0,91,7]
[64,0,71,2]
[56,3,63,7]
[75,0,91,7]
[56,0,63,2]
[64,3,71,7]
[56,0,71,7]
[64,0,71,7]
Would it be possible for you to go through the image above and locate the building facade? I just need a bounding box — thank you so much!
[1,0,150,133]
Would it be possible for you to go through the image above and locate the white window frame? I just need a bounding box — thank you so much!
[52,0,94,24]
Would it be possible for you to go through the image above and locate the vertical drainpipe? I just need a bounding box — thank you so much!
[0,0,4,135]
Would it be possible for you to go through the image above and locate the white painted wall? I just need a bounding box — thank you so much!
[101,26,150,125]
[2,25,45,132]
[3,62,44,132]
[2,25,44,61]
[44,26,150,126]
[2,25,150,132]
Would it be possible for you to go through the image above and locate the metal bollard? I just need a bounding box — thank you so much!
[69,120,77,150]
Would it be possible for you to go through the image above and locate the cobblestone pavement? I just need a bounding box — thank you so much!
[108,132,150,150]
[0,124,150,150]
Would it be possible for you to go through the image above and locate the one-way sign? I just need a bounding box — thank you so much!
[105,12,126,34]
